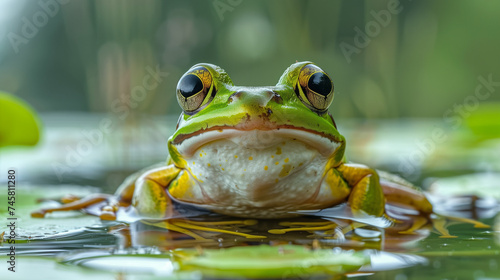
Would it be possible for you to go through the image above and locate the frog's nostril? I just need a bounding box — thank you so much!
[271,92,283,104]
[261,90,282,105]
[228,91,242,104]
[229,91,243,100]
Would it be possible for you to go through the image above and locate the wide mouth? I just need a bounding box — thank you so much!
[172,127,341,159]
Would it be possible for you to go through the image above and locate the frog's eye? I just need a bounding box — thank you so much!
[295,64,334,112]
[176,66,215,113]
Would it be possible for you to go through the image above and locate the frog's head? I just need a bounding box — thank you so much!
[167,62,345,199]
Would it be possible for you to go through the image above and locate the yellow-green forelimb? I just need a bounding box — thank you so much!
[130,165,181,218]
[337,163,385,217]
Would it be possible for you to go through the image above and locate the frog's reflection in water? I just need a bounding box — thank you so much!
[107,202,430,253]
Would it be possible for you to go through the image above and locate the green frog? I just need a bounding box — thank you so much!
[32,62,487,237]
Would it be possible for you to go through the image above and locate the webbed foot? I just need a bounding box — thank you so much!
[386,207,489,238]
[431,214,489,238]
[31,193,124,220]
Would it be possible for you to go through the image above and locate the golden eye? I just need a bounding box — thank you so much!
[295,64,334,112]
[176,66,215,113]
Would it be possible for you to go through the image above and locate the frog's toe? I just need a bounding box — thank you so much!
[442,214,490,228]
[60,194,81,204]
[31,194,112,218]
[99,205,118,220]
[30,209,48,218]
[430,214,489,238]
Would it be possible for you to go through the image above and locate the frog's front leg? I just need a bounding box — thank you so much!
[335,164,431,225]
[269,164,413,237]
[336,163,385,217]
[129,165,181,218]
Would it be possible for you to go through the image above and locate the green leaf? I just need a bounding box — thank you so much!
[0,91,41,147]
[175,244,369,278]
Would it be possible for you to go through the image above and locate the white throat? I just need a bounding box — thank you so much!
[183,132,331,214]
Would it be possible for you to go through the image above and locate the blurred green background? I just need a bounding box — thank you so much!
[1,2,500,279]
[1,0,499,186]
[2,0,499,117]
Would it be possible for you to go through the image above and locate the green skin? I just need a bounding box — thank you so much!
[168,62,344,170]
[31,62,434,222]
[32,62,491,239]
[127,62,410,219]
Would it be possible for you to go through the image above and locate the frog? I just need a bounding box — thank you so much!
[32,62,488,237]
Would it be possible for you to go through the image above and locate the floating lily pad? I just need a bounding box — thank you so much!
[175,245,369,278]
[60,245,369,279]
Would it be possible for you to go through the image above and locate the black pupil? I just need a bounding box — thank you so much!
[179,74,203,98]
[308,72,332,96]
